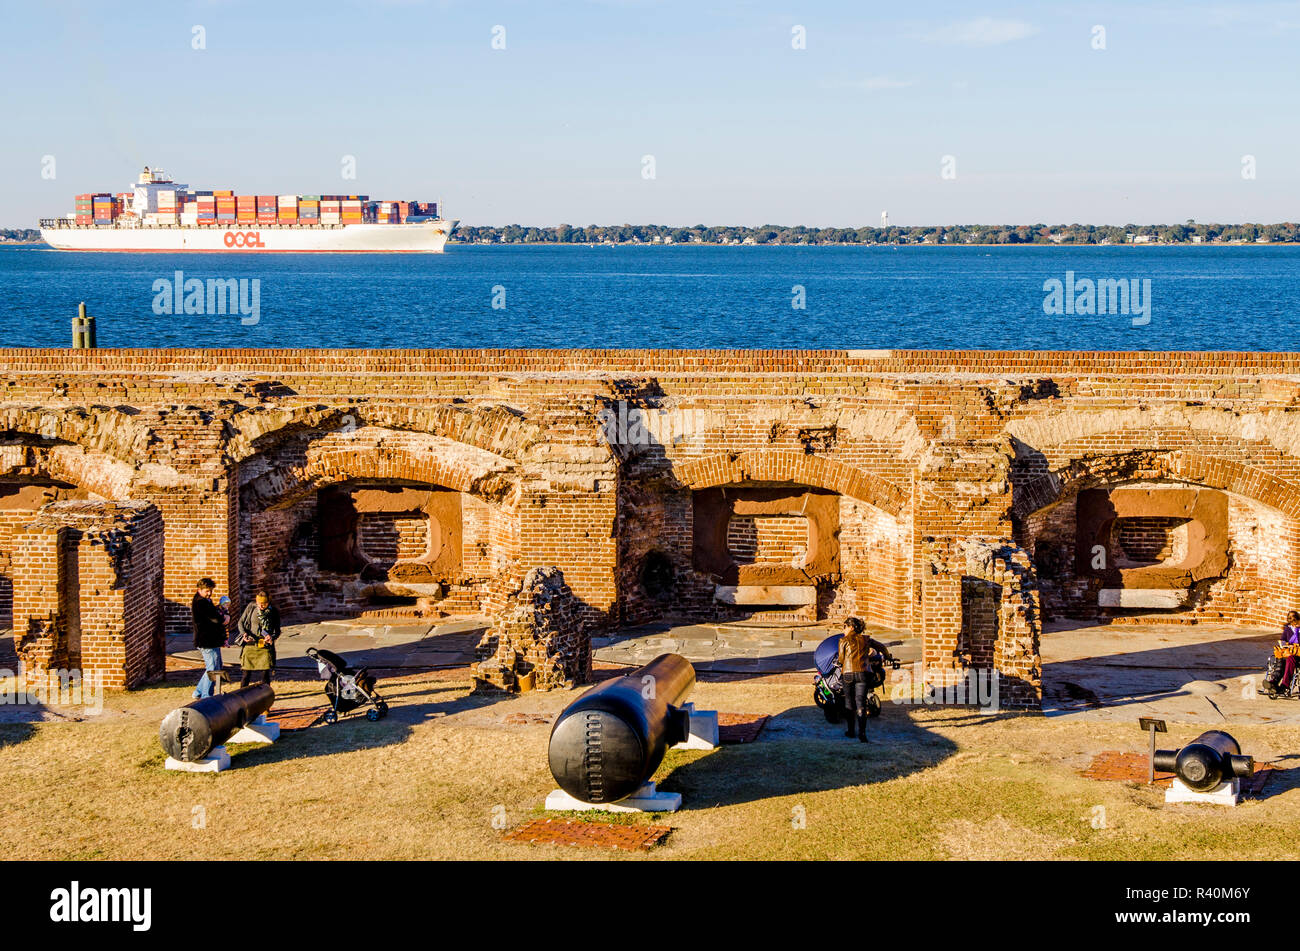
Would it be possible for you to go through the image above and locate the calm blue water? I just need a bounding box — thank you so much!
[0,244,1296,350]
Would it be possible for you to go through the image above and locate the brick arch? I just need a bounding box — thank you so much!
[1013,449,1300,520]
[0,406,153,469]
[226,401,544,465]
[243,441,520,511]
[672,450,908,516]
[0,444,135,501]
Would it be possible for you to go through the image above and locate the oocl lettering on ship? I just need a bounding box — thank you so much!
[223,231,264,248]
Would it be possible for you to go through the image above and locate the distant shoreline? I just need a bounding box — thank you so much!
[5,239,1300,249]
[450,239,1300,248]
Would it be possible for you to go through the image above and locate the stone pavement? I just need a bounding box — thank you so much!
[164,614,1300,728]
[591,619,916,673]
[1041,621,1300,726]
[166,615,487,672]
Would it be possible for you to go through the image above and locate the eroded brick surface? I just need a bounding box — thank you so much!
[4,349,1300,702]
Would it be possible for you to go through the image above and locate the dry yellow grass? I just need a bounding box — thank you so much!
[1,671,1297,860]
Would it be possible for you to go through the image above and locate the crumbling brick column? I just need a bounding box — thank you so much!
[915,434,1042,708]
[9,501,165,688]
[957,539,1043,708]
[475,566,590,691]
[10,522,70,675]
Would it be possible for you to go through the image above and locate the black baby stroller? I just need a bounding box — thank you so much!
[306,647,389,722]
[812,633,897,723]
[1262,643,1299,700]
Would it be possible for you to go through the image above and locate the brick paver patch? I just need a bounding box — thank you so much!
[1080,750,1175,786]
[505,817,671,852]
[718,712,769,744]
[269,705,328,731]
[1081,750,1278,798]
[504,713,552,725]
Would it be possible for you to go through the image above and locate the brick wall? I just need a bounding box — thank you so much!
[5,349,1300,702]
[9,501,164,688]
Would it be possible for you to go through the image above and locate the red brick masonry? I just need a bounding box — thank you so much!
[4,348,1300,707]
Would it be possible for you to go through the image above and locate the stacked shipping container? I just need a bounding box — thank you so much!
[68,182,436,228]
[92,194,114,223]
[193,191,216,226]
[74,193,106,225]
[257,195,277,224]
[216,191,236,223]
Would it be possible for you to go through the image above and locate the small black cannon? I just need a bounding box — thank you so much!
[159,683,275,762]
[548,653,695,804]
[1153,729,1254,791]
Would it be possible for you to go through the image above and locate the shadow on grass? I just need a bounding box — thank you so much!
[1254,757,1300,801]
[657,702,959,809]
[149,675,514,770]
[0,682,80,747]
[0,723,37,748]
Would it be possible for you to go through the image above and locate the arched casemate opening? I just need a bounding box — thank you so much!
[237,428,522,620]
[620,451,912,628]
[1016,453,1300,627]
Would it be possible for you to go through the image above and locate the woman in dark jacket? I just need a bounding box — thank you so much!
[236,591,281,687]
[835,616,894,742]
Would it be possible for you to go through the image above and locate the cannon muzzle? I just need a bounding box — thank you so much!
[548,653,695,804]
[1155,729,1254,792]
[159,683,275,762]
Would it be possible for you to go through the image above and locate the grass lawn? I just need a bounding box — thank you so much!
[1,669,1297,860]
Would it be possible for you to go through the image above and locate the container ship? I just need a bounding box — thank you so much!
[39,167,457,252]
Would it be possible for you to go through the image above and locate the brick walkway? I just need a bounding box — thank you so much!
[504,817,671,852]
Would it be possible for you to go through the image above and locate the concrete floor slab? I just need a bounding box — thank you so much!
[593,620,916,673]
[167,615,487,671]
[1042,622,1300,726]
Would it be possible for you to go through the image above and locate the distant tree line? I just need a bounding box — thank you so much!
[451,222,1300,245]
[7,222,1297,246]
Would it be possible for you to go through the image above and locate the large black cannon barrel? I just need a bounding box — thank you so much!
[548,653,695,804]
[159,684,275,762]
[1153,729,1254,791]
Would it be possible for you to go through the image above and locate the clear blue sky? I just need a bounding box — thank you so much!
[2,0,1297,227]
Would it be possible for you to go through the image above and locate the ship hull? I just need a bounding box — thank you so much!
[39,220,457,253]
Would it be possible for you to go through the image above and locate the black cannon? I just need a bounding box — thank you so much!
[159,683,275,762]
[1153,729,1254,791]
[548,653,695,804]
